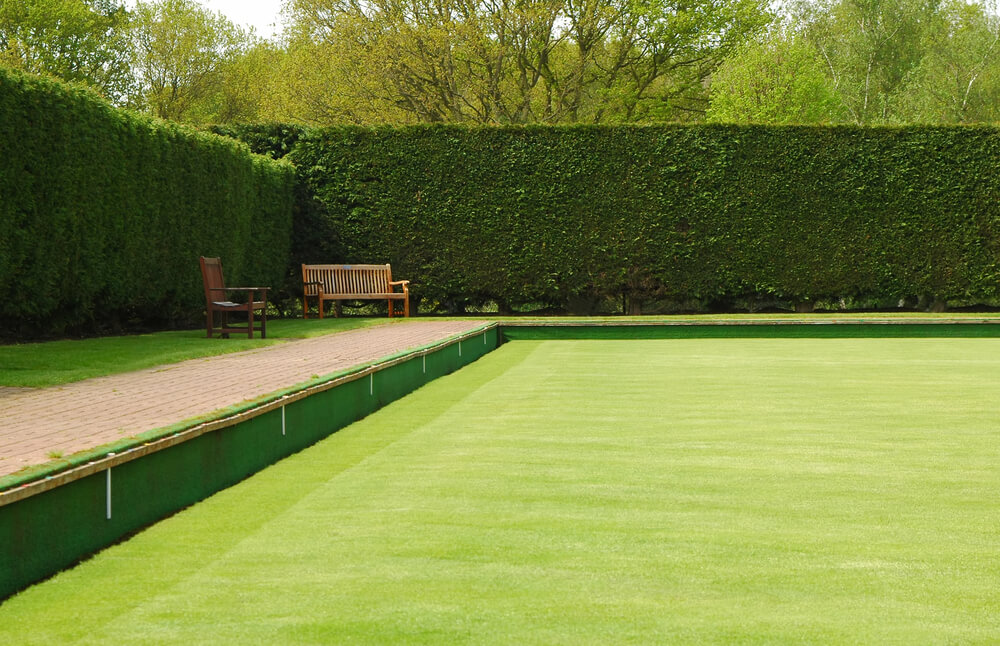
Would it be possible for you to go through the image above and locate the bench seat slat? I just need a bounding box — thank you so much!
[326,293,406,299]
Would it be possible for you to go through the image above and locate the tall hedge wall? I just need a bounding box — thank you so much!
[0,67,295,338]
[289,124,1000,313]
[209,123,339,310]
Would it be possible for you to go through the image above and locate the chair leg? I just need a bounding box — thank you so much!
[206,308,213,338]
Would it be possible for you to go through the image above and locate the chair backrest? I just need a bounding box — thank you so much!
[200,256,225,304]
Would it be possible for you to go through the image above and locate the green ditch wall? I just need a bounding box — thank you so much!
[0,328,499,601]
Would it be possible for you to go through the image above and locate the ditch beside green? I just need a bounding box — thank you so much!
[2,337,999,643]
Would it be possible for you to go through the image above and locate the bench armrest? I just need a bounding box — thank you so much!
[302,281,324,297]
[389,280,410,286]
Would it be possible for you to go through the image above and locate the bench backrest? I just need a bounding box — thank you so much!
[302,264,393,296]
[200,256,226,304]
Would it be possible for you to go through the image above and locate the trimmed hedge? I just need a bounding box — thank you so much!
[208,123,307,161]
[0,68,295,337]
[209,124,345,313]
[289,124,1000,313]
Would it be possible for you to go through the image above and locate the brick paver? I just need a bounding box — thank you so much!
[0,320,489,479]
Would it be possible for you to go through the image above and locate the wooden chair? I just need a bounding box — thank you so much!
[199,256,268,339]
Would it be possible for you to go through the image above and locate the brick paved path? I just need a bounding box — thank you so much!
[0,320,488,479]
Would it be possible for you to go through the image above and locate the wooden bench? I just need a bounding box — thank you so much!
[301,264,410,318]
[200,256,268,338]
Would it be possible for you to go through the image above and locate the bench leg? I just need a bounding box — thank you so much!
[247,307,255,339]
[387,299,394,318]
[404,296,410,317]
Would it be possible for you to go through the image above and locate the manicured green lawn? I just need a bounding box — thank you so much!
[2,337,1000,643]
[0,318,396,387]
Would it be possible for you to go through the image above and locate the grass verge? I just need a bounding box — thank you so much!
[0,318,397,388]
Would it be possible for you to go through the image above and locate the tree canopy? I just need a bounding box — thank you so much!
[129,0,247,121]
[1,0,999,125]
[0,0,133,102]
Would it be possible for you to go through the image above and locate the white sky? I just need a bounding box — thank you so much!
[122,1,287,40]
[199,0,285,39]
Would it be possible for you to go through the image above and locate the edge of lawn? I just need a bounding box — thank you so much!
[4,311,1000,492]
[0,319,496,492]
[0,318,402,388]
[5,312,1000,389]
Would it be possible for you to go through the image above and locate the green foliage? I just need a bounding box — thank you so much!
[280,0,773,124]
[289,124,1000,313]
[198,41,285,124]
[0,0,133,102]
[894,0,1000,124]
[795,0,937,124]
[209,122,307,159]
[707,30,846,124]
[130,0,247,122]
[0,66,295,338]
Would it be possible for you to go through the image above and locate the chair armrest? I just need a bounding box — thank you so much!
[209,287,268,305]
[211,287,269,292]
